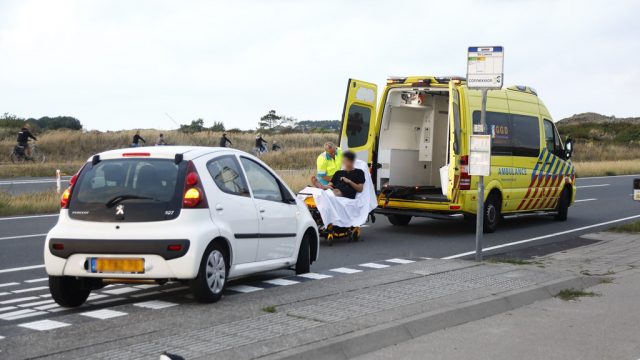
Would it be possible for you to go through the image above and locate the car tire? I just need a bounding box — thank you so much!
[554,187,570,221]
[49,276,91,307]
[483,193,501,233]
[295,232,311,275]
[388,214,412,226]
[190,243,228,303]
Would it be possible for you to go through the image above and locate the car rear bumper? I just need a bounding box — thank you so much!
[48,239,190,260]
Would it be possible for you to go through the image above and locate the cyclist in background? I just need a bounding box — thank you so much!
[155,133,167,146]
[17,123,37,158]
[255,134,268,153]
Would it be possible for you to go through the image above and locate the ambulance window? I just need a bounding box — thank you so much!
[345,105,371,148]
[472,111,512,155]
[543,119,555,152]
[451,89,461,155]
[511,114,540,157]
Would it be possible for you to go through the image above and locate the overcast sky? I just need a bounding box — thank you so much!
[1,0,638,130]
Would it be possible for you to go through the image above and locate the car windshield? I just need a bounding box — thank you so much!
[74,159,180,204]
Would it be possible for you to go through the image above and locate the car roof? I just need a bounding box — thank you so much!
[88,146,239,162]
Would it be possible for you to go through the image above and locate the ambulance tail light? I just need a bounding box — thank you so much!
[459,155,471,190]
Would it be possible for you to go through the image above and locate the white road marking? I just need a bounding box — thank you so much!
[24,278,48,283]
[578,174,640,180]
[133,284,159,289]
[263,278,299,286]
[297,273,332,280]
[3,310,47,320]
[574,198,597,203]
[102,286,138,295]
[0,282,19,288]
[0,306,17,312]
[227,285,263,293]
[91,297,124,305]
[420,257,433,260]
[0,233,47,242]
[0,179,68,185]
[39,293,52,298]
[330,267,362,274]
[576,184,609,188]
[0,296,40,305]
[359,262,390,269]
[12,286,49,294]
[130,291,162,298]
[0,264,45,274]
[19,319,70,331]
[81,309,127,320]
[160,286,188,293]
[385,258,415,264]
[134,300,178,310]
[87,294,108,301]
[0,309,37,319]
[0,335,4,340]
[0,214,59,221]
[0,292,9,297]
[35,303,62,311]
[442,213,640,259]
[18,299,54,307]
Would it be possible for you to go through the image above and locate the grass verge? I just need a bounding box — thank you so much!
[609,220,640,233]
[0,163,83,178]
[262,305,277,313]
[574,159,640,177]
[555,289,600,301]
[0,191,60,217]
[486,258,543,266]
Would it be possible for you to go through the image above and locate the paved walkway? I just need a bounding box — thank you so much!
[355,231,640,360]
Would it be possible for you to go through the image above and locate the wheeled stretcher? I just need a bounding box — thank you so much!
[297,160,378,246]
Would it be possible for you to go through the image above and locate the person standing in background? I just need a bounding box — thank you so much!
[131,130,146,147]
[219,132,233,147]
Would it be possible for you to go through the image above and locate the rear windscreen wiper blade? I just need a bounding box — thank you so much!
[105,194,155,208]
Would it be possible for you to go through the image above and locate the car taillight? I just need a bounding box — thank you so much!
[182,161,208,208]
[60,173,79,208]
[459,155,471,190]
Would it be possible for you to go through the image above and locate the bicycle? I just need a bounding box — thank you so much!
[10,142,46,163]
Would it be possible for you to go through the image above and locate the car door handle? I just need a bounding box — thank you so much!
[259,207,266,213]
[215,204,223,211]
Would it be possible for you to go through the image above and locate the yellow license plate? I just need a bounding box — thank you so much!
[91,258,145,274]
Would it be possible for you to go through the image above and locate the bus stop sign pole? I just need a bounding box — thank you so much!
[475,90,488,261]
[467,46,504,262]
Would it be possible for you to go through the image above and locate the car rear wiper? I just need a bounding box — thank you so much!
[105,194,156,208]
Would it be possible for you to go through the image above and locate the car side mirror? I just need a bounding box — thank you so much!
[564,138,573,159]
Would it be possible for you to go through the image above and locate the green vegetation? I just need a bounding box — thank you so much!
[555,289,600,301]
[0,191,60,217]
[486,258,542,265]
[610,220,640,233]
[262,305,277,313]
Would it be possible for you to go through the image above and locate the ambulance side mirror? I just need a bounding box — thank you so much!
[564,138,573,160]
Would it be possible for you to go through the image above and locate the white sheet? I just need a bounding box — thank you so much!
[299,160,377,228]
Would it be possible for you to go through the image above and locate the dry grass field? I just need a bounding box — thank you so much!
[0,191,60,216]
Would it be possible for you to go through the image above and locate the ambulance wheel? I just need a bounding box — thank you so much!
[483,192,501,233]
[554,187,570,221]
[388,215,412,226]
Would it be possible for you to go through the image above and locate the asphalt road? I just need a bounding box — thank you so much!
[0,176,71,195]
[0,174,638,344]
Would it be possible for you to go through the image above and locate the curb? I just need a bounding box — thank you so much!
[269,275,603,360]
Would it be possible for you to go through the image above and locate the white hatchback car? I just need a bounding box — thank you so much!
[45,146,319,306]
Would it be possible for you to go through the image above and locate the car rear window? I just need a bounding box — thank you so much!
[69,158,186,222]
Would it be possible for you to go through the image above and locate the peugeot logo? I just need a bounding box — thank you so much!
[115,204,125,219]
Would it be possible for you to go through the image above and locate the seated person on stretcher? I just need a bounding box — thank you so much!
[310,151,364,199]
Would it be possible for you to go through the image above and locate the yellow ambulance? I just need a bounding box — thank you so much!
[339,76,575,232]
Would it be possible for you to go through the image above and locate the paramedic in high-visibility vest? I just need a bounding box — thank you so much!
[315,142,343,185]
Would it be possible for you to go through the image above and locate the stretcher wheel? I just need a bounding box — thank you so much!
[326,233,334,246]
[350,227,361,242]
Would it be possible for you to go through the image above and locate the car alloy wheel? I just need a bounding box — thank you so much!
[206,250,226,294]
